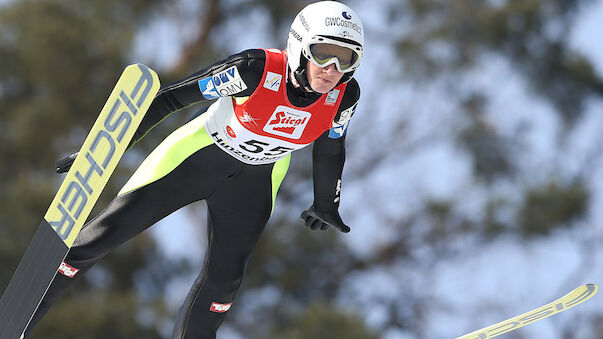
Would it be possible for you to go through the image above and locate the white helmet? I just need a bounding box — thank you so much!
[287,1,364,80]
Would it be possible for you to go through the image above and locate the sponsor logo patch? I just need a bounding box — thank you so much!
[198,66,248,100]
[325,89,340,106]
[329,102,357,138]
[58,261,79,278]
[239,111,259,126]
[263,106,311,139]
[325,17,362,34]
[290,28,303,42]
[341,30,354,39]
[299,13,310,31]
[335,102,357,125]
[329,120,349,138]
[263,72,282,92]
[210,302,232,313]
[226,126,237,138]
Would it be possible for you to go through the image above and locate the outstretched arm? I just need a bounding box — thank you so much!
[301,78,360,232]
[56,49,268,173]
[128,49,267,147]
[301,131,350,232]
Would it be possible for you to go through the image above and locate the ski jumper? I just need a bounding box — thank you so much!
[26,49,360,339]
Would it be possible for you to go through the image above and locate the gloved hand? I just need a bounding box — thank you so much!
[300,204,350,233]
[55,152,78,173]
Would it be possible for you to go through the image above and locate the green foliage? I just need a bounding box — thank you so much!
[224,219,376,338]
[270,301,379,339]
[0,1,175,337]
[518,180,589,236]
[457,95,515,183]
[244,219,354,305]
[483,197,512,236]
[32,293,161,339]
[397,0,603,126]
[2,0,602,337]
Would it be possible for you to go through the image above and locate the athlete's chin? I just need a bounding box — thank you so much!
[310,81,335,94]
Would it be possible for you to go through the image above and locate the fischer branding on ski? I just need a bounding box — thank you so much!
[0,64,160,339]
[44,64,157,248]
[456,283,598,339]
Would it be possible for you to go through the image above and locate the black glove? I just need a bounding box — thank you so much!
[56,152,78,173]
[300,204,350,233]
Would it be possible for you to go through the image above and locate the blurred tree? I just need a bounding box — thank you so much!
[269,301,379,339]
[2,0,376,337]
[3,0,603,338]
[397,0,603,126]
[0,0,190,337]
[222,216,377,338]
[368,0,601,238]
[457,94,516,182]
[332,0,603,336]
[518,180,589,236]
[200,0,603,336]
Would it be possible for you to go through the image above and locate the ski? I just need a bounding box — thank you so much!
[0,63,160,339]
[456,283,598,339]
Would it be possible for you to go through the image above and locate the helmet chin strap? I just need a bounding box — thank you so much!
[288,54,317,93]
[340,71,354,84]
[291,66,315,93]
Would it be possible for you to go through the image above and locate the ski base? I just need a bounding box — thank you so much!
[0,222,67,339]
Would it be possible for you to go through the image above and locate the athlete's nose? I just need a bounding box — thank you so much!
[322,63,338,75]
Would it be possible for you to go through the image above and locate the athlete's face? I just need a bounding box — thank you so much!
[305,60,344,94]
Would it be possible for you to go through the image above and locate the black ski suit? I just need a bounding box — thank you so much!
[25,48,360,339]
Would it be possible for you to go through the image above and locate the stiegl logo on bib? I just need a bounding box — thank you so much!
[263,106,311,139]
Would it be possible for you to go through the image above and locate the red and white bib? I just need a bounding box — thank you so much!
[204,49,347,165]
